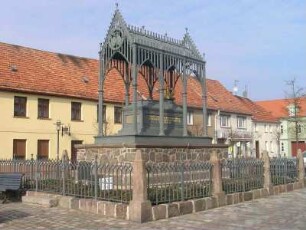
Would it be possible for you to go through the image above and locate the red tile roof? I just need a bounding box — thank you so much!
[256,98,306,119]
[235,96,279,123]
[0,42,254,115]
[0,42,99,101]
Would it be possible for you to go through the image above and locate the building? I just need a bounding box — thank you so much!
[1,40,282,160]
[0,42,123,160]
[177,77,254,158]
[1,41,279,160]
[236,96,280,158]
[257,98,306,157]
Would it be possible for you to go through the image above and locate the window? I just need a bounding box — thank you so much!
[38,98,49,119]
[114,106,122,124]
[97,104,106,122]
[280,125,283,134]
[187,111,194,125]
[14,96,27,117]
[37,140,49,160]
[220,115,230,127]
[13,139,26,159]
[297,123,302,133]
[254,123,258,132]
[71,102,81,121]
[207,114,211,126]
[269,125,272,133]
[237,116,246,129]
[264,124,268,133]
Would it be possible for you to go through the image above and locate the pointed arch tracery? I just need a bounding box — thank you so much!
[105,52,131,85]
[139,59,158,99]
[98,8,207,137]
[164,65,180,99]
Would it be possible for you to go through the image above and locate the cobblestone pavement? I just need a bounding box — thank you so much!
[1,188,306,230]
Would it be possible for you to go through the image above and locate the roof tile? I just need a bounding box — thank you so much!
[0,42,259,116]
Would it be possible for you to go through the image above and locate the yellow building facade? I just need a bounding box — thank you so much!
[0,91,122,160]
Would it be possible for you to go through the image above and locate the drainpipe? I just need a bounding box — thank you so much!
[214,110,220,144]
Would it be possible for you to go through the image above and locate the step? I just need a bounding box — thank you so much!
[22,192,60,208]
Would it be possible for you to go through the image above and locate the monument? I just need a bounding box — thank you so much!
[75,6,227,223]
[94,5,212,147]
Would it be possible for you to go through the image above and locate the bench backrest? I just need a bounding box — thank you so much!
[0,173,24,191]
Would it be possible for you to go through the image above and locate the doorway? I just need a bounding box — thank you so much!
[255,141,260,158]
[71,140,83,164]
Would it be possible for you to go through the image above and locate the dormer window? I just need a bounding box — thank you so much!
[287,104,299,117]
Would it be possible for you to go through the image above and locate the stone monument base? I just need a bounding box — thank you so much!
[77,135,227,163]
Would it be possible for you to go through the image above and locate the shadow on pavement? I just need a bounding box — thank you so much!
[0,209,31,223]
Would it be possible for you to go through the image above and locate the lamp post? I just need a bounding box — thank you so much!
[55,120,62,162]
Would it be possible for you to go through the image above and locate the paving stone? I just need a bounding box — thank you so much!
[1,188,306,229]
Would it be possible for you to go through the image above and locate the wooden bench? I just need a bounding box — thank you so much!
[0,173,24,203]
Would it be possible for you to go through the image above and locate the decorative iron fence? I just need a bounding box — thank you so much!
[221,158,264,194]
[146,161,212,205]
[0,158,133,203]
[270,158,298,185]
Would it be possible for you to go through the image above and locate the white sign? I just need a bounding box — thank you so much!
[99,177,113,190]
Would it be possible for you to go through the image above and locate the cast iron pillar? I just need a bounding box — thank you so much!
[124,62,130,106]
[201,58,208,136]
[159,52,165,136]
[98,48,104,136]
[182,62,188,137]
[132,43,138,134]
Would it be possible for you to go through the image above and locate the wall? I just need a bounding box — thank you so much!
[77,145,228,163]
[0,91,122,159]
[253,122,280,157]
[215,112,253,157]
[187,109,214,137]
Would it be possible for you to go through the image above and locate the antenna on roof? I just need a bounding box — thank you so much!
[242,85,248,98]
[233,80,239,95]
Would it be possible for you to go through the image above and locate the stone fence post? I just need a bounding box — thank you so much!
[297,149,305,186]
[210,150,225,206]
[129,150,152,222]
[262,151,272,193]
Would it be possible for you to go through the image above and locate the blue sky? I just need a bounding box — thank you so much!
[1,0,305,101]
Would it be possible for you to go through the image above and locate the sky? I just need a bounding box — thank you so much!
[1,0,305,101]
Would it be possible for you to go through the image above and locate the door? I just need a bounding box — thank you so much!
[255,141,260,158]
[291,141,306,157]
[71,140,83,164]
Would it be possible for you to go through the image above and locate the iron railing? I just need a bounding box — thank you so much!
[270,158,298,185]
[146,161,212,205]
[0,157,133,203]
[221,158,264,194]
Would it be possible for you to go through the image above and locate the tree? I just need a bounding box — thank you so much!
[285,78,306,154]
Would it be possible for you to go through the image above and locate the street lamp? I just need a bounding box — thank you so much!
[55,120,62,162]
